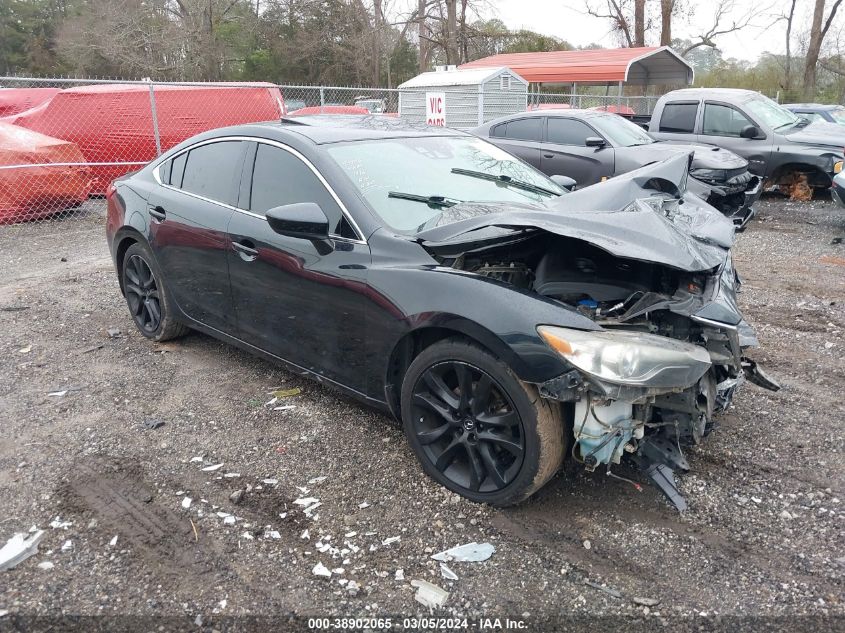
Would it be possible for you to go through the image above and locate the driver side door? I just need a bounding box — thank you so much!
[226,141,371,393]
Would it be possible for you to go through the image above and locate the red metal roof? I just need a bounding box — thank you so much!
[459,46,693,86]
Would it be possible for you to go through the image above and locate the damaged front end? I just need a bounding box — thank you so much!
[688,167,761,231]
[418,154,778,510]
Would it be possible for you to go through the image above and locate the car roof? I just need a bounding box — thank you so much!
[205,115,470,145]
[483,108,607,125]
[661,88,763,102]
[783,103,842,111]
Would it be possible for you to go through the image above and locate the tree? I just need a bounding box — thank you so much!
[804,0,844,99]
[681,0,755,56]
[660,0,673,46]
[634,0,645,47]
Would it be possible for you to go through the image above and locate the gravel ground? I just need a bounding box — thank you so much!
[0,197,843,632]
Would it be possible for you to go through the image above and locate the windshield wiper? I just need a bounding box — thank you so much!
[450,167,560,197]
[388,191,461,208]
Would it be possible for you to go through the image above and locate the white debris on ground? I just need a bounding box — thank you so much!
[0,531,45,571]
[439,563,458,580]
[411,579,449,610]
[181,497,192,509]
[431,542,495,562]
[312,562,332,577]
[48,517,72,530]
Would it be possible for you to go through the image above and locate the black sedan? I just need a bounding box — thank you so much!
[106,116,775,509]
[473,109,761,229]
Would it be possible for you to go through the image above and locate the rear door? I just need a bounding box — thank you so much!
[486,117,542,168]
[226,141,371,393]
[697,101,772,176]
[149,139,247,333]
[539,116,613,186]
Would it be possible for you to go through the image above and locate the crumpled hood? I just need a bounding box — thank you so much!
[653,141,748,171]
[418,154,735,273]
[782,120,845,148]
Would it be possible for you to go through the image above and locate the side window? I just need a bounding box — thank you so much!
[169,152,187,187]
[659,102,698,133]
[802,112,823,122]
[249,143,351,238]
[501,117,542,142]
[546,117,596,146]
[702,103,754,137]
[180,141,244,205]
[490,123,507,138]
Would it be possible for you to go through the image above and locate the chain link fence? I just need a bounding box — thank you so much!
[0,76,660,231]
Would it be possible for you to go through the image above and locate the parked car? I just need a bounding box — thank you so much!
[647,88,845,197]
[783,103,845,126]
[473,109,761,228]
[106,116,776,509]
[354,97,387,114]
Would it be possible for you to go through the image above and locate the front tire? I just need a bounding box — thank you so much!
[121,242,188,342]
[400,339,565,506]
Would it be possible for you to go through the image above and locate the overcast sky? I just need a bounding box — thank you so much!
[393,1,836,63]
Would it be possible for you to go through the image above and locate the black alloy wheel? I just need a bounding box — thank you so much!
[124,254,162,334]
[121,241,188,342]
[411,361,525,494]
[401,340,565,506]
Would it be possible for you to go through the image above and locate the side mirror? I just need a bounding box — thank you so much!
[550,174,577,192]
[740,125,760,139]
[585,136,606,148]
[265,202,329,240]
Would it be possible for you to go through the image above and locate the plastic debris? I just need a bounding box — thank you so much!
[272,387,301,398]
[293,497,319,506]
[395,569,405,581]
[301,529,310,540]
[312,562,332,577]
[224,516,236,525]
[268,531,281,539]
[0,531,45,571]
[262,478,278,485]
[583,539,592,550]
[273,405,296,411]
[201,463,224,472]
[439,563,458,580]
[241,532,254,540]
[308,476,327,484]
[61,540,73,552]
[382,536,400,546]
[181,497,192,509]
[189,456,204,463]
[37,561,54,570]
[0,610,8,617]
[47,390,67,397]
[109,536,118,547]
[431,542,495,562]
[18,345,31,354]
[107,327,122,338]
[224,473,241,478]
[358,501,371,509]
[584,579,622,599]
[49,517,72,529]
[411,579,449,610]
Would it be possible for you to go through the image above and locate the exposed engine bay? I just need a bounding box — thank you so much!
[438,230,777,510]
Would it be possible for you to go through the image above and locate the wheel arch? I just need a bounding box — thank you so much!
[383,319,528,421]
[113,227,147,295]
[768,161,832,189]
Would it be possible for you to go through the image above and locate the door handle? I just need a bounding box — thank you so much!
[232,240,259,260]
[542,153,554,158]
[149,206,166,221]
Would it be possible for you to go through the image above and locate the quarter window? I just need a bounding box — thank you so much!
[546,117,596,146]
[180,141,244,205]
[498,117,542,142]
[659,102,698,133]
[249,143,351,238]
[169,152,187,187]
[702,103,754,137]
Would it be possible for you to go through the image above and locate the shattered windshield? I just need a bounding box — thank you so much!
[327,136,563,233]
[590,113,654,147]
[744,96,798,130]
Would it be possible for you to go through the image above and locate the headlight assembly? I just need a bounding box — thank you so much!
[537,325,711,389]
[689,168,727,183]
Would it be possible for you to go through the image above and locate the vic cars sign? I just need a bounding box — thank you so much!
[426,92,446,126]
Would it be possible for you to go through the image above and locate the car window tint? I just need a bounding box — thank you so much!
[490,123,507,138]
[702,103,753,137]
[249,143,346,236]
[659,102,698,133]
[501,117,542,142]
[159,158,171,185]
[546,117,595,145]
[181,141,243,204]
[169,152,187,187]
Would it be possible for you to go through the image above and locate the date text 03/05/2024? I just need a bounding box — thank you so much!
[307,617,528,630]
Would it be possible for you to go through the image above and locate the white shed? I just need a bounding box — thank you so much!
[398,66,528,129]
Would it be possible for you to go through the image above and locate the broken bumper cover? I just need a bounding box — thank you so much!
[690,170,761,230]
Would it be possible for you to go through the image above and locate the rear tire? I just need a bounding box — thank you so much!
[121,242,188,342]
[400,339,565,506]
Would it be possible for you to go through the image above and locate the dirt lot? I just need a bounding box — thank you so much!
[0,197,843,632]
